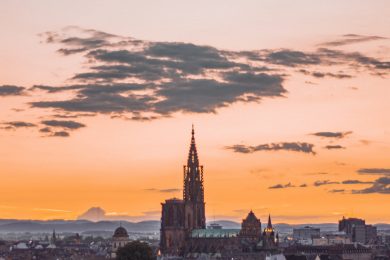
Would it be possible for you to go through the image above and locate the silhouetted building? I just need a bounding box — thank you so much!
[338,217,377,244]
[312,233,351,246]
[159,127,280,259]
[293,226,321,242]
[239,210,262,244]
[366,225,378,244]
[262,214,278,250]
[111,225,130,258]
[160,126,205,255]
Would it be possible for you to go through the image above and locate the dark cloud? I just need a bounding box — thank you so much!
[267,182,308,189]
[1,121,36,129]
[357,168,390,176]
[86,46,247,79]
[41,120,86,130]
[314,180,340,186]
[1,28,387,139]
[29,28,286,118]
[258,47,390,73]
[226,142,315,155]
[320,34,387,47]
[304,172,329,176]
[51,113,96,119]
[159,188,182,193]
[311,131,352,138]
[265,50,321,66]
[31,83,148,94]
[324,145,345,150]
[39,127,52,133]
[342,180,373,185]
[352,177,390,194]
[298,69,352,79]
[317,48,390,71]
[0,85,25,96]
[31,75,284,115]
[27,28,388,123]
[268,183,294,189]
[41,26,137,55]
[32,92,154,114]
[329,189,345,193]
[154,74,285,114]
[52,131,70,137]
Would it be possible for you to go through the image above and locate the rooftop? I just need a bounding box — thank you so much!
[190,228,240,238]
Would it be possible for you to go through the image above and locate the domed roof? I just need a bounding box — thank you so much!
[113,226,129,238]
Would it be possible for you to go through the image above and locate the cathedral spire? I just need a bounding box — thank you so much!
[187,124,199,167]
[183,125,204,205]
[267,214,273,229]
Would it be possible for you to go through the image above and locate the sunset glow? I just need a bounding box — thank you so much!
[0,0,389,224]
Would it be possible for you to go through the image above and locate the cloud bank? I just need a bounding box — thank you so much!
[226,142,315,154]
[1,27,388,138]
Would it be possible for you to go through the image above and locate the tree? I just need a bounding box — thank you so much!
[116,240,155,260]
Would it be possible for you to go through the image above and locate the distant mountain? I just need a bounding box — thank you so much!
[77,207,106,222]
[0,219,160,233]
[0,219,388,234]
[374,223,390,230]
[77,207,160,222]
[207,220,241,229]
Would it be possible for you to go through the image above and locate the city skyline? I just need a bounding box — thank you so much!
[0,0,389,223]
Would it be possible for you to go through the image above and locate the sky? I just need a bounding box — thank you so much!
[0,0,389,224]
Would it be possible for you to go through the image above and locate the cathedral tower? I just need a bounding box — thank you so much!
[160,126,206,255]
[183,125,206,230]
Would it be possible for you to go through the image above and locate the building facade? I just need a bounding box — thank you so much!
[293,226,320,242]
[338,217,377,244]
[111,225,130,258]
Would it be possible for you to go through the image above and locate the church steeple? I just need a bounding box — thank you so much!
[187,124,199,167]
[183,125,204,203]
[182,125,206,230]
[267,214,273,229]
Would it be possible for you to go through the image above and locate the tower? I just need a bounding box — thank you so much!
[183,125,206,230]
[262,214,277,249]
[239,211,262,242]
[111,225,130,258]
[160,126,206,255]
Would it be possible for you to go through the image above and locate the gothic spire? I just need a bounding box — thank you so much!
[182,125,206,229]
[183,125,204,204]
[187,124,199,167]
[267,214,273,229]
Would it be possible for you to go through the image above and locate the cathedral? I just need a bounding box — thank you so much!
[159,127,279,259]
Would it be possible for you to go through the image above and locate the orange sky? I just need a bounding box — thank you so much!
[0,0,389,224]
